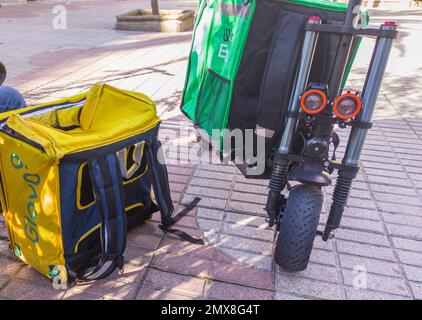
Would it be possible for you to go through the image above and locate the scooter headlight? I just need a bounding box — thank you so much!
[333,93,362,120]
[300,89,327,114]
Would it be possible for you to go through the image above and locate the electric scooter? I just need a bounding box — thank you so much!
[267,0,398,272]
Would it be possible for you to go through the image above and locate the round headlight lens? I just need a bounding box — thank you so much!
[300,90,327,114]
[333,93,362,120]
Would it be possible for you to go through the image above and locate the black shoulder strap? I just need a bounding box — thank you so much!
[80,154,127,280]
[145,138,204,245]
[256,11,305,137]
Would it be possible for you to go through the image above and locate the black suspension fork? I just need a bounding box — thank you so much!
[322,21,397,240]
[266,16,321,227]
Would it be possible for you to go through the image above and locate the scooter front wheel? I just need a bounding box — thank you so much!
[274,184,323,272]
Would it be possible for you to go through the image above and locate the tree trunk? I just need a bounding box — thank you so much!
[151,0,160,16]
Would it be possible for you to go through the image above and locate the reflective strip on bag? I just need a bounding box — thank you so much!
[220,2,251,19]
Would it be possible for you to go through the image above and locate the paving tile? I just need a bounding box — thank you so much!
[182,194,227,209]
[386,223,422,240]
[123,245,154,267]
[226,200,267,215]
[130,220,163,236]
[336,240,396,262]
[391,237,422,253]
[0,223,9,239]
[74,278,139,300]
[185,186,230,199]
[196,207,225,221]
[275,273,343,300]
[402,264,422,283]
[341,270,410,298]
[210,260,274,290]
[274,292,309,300]
[204,281,273,300]
[61,288,105,300]
[370,184,417,196]
[222,223,274,242]
[197,219,221,244]
[224,212,268,229]
[197,163,236,173]
[136,287,194,300]
[0,240,12,259]
[334,229,391,247]
[158,237,215,259]
[234,183,268,194]
[143,269,205,298]
[0,279,66,300]
[396,250,422,267]
[409,282,422,300]
[377,202,422,216]
[233,171,269,183]
[0,257,22,278]
[214,247,273,271]
[382,212,422,226]
[0,276,10,289]
[308,248,337,267]
[152,252,211,277]
[14,266,51,285]
[127,232,162,251]
[339,254,402,278]
[190,177,232,189]
[218,235,272,256]
[194,170,233,181]
[106,263,147,284]
[230,192,268,205]
[347,198,377,210]
[340,216,385,233]
[374,193,422,206]
[342,207,381,221]
[344,287,410,300]
[276,263,340,284]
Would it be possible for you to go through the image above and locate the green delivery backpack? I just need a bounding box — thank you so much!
[181,0,366,177]
[0,84,202,285]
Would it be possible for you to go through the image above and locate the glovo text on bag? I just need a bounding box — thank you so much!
[10,153,41,243]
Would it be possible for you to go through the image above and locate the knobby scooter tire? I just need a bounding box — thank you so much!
[274,184,323,272]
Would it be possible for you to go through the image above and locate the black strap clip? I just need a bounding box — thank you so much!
[159,197,204,245]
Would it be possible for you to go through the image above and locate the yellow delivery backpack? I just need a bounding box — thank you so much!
[0,83,202,285]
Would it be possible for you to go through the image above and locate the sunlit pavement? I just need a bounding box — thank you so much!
[0,1,421,300]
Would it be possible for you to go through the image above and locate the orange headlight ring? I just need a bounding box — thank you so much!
[333,93,362,120]
[300,89,327,115]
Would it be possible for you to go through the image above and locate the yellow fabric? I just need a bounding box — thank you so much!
[0,134,65,278]
[56,107,82,129]
[5,84,159,161]
[0,92,88,122]
[0,83,159,279]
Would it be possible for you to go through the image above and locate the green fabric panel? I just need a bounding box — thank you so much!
[182,0,256,135]
[181,0,215,121]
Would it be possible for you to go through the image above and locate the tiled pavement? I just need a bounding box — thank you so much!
[0,1,422,300]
